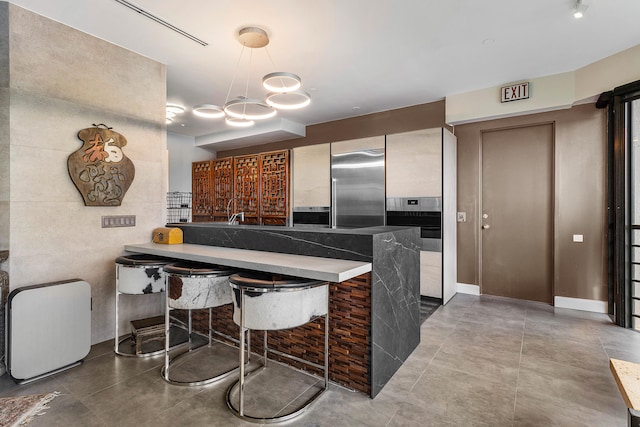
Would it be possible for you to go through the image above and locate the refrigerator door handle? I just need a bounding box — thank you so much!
[331,178,337,229]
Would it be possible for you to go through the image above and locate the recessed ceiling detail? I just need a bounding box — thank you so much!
[113,0,208,46]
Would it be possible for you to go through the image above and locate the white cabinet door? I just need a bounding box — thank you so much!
[386,128,442,197]
[292,144,331,208]
[420,250,442,298]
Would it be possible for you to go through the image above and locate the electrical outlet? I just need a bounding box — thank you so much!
[572,234,584,243]
[102,215,136,228]
[457,212,467,222]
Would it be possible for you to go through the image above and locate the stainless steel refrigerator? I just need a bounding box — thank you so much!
[331,141,385,228]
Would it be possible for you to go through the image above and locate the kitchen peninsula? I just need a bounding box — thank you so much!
[125,223,420,397]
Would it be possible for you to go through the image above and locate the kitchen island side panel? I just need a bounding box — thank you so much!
[371,228,421,397]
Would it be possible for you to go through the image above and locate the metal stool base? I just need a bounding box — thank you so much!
[225,365,328,424]
[161,341,240,386]
[226,281,330,424]
[115,335,165,358]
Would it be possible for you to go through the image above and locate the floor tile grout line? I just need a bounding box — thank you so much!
[512,302,528,426]
[272,377,323,418]
[408,299,475,393]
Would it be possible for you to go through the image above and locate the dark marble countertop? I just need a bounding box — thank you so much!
[168,222,417,236]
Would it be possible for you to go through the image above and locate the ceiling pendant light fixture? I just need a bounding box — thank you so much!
[225,117,255,127]
[224,96,277,120]
[266,90,311,110]
[262,72,302,92]
[192,26,310,127]
[573,0,588,19]
[193,104,225,118]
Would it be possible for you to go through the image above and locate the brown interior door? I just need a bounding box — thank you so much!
[481,124,554,303]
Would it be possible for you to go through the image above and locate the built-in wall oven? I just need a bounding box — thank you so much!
[386,197,442,251]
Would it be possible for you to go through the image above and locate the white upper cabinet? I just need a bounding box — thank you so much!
[386,128,442,197]
[292,143,331,207]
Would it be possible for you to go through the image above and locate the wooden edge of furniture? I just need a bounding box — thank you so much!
[610,358,640,410]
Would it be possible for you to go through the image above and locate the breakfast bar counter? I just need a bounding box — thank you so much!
[125,223,420,397]
[124,242,371,283]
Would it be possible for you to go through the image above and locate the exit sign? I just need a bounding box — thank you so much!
[501,82,530,103]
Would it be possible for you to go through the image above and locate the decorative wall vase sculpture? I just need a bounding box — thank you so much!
[67,124,135,206]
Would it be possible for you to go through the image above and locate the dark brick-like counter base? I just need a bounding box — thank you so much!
[172,273,372,395]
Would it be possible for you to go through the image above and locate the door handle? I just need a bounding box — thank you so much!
[482,224,490,230]
[331,178,337,229]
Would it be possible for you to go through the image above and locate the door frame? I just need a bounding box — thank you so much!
[610,80,640,327]
[478,122,556,302]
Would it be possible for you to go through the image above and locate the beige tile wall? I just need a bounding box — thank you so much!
[3,4,167,344]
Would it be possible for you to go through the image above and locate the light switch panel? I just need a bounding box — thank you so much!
[572,234,584,243]
[457,212,467,223]
[102,215,136,228]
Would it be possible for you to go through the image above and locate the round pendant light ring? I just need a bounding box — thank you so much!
[224,97,277,120]
[226,117,255,127]
[193,104,225,118]
[265,90,311,110]
[262,72,302,93]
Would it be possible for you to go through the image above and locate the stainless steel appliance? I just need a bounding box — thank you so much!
[386,197,442,251]
[292,206,330,228]
[331,148,385,228]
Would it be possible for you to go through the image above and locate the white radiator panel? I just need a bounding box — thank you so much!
[7,279,91,383]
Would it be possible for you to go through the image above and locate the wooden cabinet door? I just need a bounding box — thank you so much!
[260,150,289,225]
[212,157,233,222]
[233,154,260,224]
[191,161,213,222]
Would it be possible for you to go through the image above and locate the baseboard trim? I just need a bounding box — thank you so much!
[457,283,480,296]
[554,296,608,313]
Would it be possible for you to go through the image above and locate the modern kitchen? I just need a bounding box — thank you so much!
[1,1,640,426]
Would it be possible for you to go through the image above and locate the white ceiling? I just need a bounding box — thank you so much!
[7,0,640,150]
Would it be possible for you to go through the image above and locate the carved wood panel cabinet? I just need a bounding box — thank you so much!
[191,149,290,225]
[233,154,260,225]
[260,150,289,225]
[192,161,213,222]
[212,157,234,222]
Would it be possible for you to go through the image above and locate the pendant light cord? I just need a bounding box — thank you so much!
[224,44,246,105]
[264,46,286,91]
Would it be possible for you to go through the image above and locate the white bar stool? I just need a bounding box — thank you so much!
[162,261,238,386]
[114,254,172,357]
[225,271,329,424]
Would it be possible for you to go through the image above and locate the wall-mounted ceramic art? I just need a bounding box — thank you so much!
[67,124,135,206]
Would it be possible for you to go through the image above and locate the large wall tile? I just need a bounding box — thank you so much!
[8,5,165,123]
[7,5,166,344]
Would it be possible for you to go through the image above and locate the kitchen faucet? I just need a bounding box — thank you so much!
[226,198,235,221]
[226,198,244,225]
[228,211,245,225]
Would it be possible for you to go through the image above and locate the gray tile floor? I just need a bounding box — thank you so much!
[1,293,636,426]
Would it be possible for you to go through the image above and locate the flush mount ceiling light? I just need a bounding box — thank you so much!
[193,26,310,127]
[166,103,184,125]
[573,0,588,18]
[166,104,185,114]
